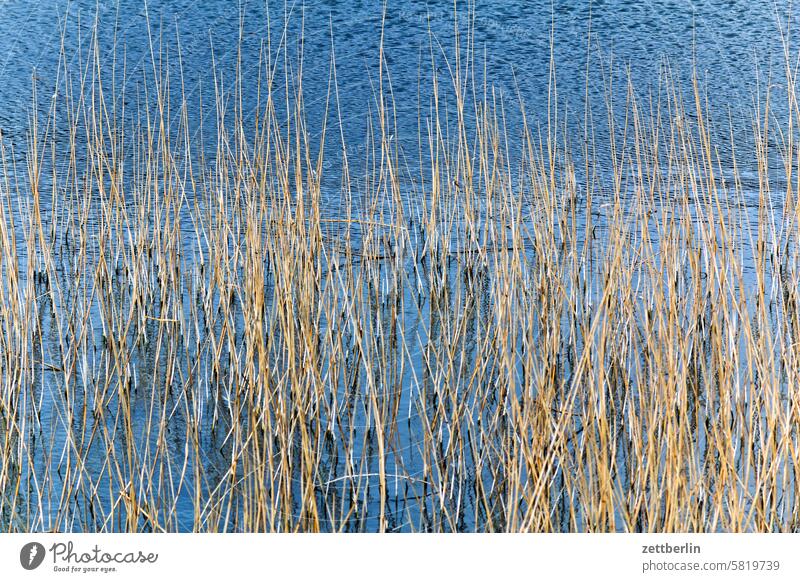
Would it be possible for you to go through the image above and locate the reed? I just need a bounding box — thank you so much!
[1,4,800,532]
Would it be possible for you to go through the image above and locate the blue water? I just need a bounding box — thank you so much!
[1,1,798,532]
[0,0,790,164]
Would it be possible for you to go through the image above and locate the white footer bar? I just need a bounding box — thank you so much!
[1,533,798,581]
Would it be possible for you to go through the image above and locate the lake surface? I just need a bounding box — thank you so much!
[1,1,799,532]
[0,0,790,167]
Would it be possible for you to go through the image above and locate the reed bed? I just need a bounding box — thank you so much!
[2,7,800,532]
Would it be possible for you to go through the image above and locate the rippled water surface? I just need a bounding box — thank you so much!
[2,1,800,532]
[0,1,790,155]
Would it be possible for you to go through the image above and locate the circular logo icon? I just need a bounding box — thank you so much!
[20,542,46,570]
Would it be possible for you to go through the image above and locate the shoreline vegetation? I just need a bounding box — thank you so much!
[3,4,800,532]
